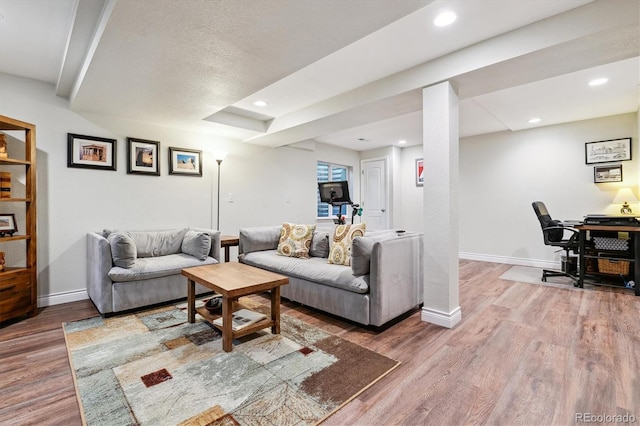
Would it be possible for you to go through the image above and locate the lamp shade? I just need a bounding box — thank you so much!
[612,188,638,205]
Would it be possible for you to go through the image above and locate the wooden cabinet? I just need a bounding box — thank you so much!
[0,114,37,323]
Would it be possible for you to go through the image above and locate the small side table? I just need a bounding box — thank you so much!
[220,235,239,262]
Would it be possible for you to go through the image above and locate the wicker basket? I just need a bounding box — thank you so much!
[597,258,630,275]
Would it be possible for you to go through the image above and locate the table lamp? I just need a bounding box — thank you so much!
[612,188,638,215]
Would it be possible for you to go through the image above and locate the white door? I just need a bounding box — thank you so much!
[361,158,389,231]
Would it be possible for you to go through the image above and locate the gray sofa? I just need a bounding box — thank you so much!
[238,226,423,327]
[87,228,221,316]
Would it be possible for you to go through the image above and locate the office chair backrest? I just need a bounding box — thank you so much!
[532,201,563,243]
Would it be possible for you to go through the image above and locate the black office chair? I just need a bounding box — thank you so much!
[532,201,580,282]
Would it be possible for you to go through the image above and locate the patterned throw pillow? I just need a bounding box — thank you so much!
[328,223,366,266]
[276,223,316,259]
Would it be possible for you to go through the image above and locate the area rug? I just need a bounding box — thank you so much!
[63,298,399,426]
[499,265,578,290]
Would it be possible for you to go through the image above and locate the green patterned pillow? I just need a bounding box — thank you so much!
[276,223,316,259]
[328,223,366,266]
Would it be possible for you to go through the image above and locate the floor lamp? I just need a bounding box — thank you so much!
[215,152,228,230]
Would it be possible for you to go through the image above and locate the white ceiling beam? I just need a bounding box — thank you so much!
[245,0,639,148]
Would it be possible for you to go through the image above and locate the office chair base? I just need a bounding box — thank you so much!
[541,269,578,284]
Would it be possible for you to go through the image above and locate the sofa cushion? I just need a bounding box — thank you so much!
[328,223,366,266]
[127,228,187,258]
[277,223,316,259]
[181,230,212,261]
[352,232,398,276]
[239,226,280,254]
[108,253,217,282]
[107,232,137,268]
[241,250,369,294]
[310,228,331,258]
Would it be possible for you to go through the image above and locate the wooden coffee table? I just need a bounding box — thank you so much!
[182,262,289,352]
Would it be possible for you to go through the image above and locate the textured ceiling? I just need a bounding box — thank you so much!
[0,0,638,151]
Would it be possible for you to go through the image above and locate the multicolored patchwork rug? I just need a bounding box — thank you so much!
[63,299,399,425]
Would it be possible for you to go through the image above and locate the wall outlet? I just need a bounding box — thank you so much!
[228,192,234,203]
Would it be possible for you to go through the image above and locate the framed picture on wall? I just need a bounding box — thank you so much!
[594,164,622,183]
[67,133,117,171]
[168,147,202,177]
[415,158,424,186]
[585,137,631,164]
[127,137,160,176]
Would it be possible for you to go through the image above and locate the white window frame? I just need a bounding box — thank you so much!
[317,161,352,220]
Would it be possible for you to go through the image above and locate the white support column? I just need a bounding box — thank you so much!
[421,82,461,328]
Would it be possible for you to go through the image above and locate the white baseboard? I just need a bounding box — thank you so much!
[38,289,89,308]
[421,306,462,328]
[459,252,559,270]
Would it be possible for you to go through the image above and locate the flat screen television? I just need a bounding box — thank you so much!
[318,180,352,205]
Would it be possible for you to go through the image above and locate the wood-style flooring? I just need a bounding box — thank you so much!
[1,260,639,425]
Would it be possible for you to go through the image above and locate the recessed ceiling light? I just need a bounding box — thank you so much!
[588,78,608,86]
[528,117,541,124]
[253,100,268,107]
[434,11,457,27]
[398,139,407,145]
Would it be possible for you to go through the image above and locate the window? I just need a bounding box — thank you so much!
[317,162,351,218]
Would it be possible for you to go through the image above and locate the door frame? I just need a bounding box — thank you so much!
[360,156,390,230]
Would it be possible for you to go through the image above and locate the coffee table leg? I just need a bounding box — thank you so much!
[271,286,281,334]
[187,279,195,323]
[222,296,233,352]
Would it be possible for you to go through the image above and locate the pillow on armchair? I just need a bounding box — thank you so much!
[107,232,137,268]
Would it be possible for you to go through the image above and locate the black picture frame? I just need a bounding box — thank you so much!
[67,133,117,171]
[0,213,17,236]
[594,164,623,183]
[127,137,160,176]
[168,147,203,177]
[585,137,632,164]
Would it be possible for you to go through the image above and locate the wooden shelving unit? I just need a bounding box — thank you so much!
[0,114,37,323]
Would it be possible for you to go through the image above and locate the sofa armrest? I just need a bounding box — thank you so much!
[369,234,424,327]
[191,228,221,262]
[238,226,281,255]
[86,232,115,315]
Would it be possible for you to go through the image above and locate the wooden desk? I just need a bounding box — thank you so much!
[220,235,239,262]
[575,224,640,296]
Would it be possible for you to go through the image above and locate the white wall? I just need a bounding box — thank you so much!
[2,71,637,305]
[0,74,361,305]
[398,112,639,267]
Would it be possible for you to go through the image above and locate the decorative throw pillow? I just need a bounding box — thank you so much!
[276,223,316,258]
[328,223,366,266]
[181,230,212,261]
[107,232,137,268]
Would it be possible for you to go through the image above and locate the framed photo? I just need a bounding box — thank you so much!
[127,137,160,176]
[67,133,116,171]
[585,137,631,164]
[594,164,622,183]
[169,147,203,177]
[0,213,17,236]
[416,158,424,186]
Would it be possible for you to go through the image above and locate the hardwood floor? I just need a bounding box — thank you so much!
[1,260,638,425]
